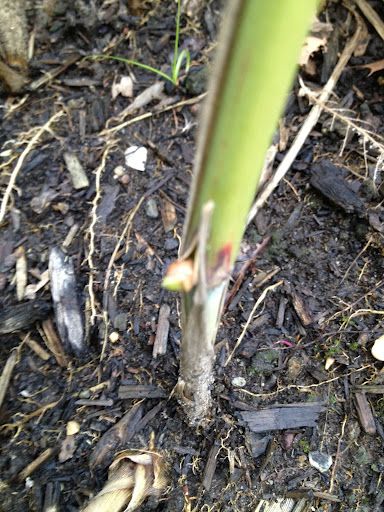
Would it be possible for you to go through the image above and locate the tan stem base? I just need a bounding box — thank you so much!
[178,281,227,424]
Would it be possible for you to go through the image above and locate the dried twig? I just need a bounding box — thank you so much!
[17,448,57,482]
[301,82,384,164]
[100,93,206,137]
[41,318,69,367]
[225,280,283,366]
[99,196,145,361]
[153,304,171,358]
[29,54,81,90]
[0,350,18,410]
[328,415,347,496]
[24,335,50,361]
[355,0,384,41]
[238,365,371,399]
[225,236,271,311]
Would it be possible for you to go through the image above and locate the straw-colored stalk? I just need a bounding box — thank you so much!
[163,0,318,424]
[81,444,167,512]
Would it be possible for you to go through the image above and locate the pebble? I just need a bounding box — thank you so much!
[113,165,125,178]
[251,349,279,376]
[164,238,179,251]
[119,174,129,185]
[125,145,147,171]
[113,312,128,332]
[245,432,270,458]
[146,198,159,218]
[66,420,80,436]
[282,432,295,451]
[231,376,246,387]
[109,331,119,343]
[309,451,332,473]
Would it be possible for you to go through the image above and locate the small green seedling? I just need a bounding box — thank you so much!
[298,438,311,454]
[92,0,190,85]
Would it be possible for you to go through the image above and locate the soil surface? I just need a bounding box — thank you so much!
[1,1,384,511]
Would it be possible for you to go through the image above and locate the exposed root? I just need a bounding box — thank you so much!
[0,109,65,224]
[85,140,117,325]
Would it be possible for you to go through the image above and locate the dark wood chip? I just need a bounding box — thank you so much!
[310,160,365,215]
[90,402,144,470]
[118,384,167,399]
[153,304,170,358]
[202,442,220,491]
[133,401,165,433]
[75,399,114,407]
[354,392,377,435]
[43,482,61,511]
[49,247,85,356]
[276,297,288,328]
[239,402,325,433]
[285,282,314,326]
[0,300,51,334]
[353,385,384,394]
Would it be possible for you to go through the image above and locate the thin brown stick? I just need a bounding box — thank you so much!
[225,280,283,366]
[0,350,18,410]
[41,319,69,367]
[24,336,50,361]
[355,0,384,41]
[100,93,206,136]
[224,235,271,310]
[153,304,171,358]
[17,448,57,482]
[328,415,347,495]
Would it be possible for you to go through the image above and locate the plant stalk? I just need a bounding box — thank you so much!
[167,0,318,424]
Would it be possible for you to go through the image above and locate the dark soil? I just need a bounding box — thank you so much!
[1,1,384,511]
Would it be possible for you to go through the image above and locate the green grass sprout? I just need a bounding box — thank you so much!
[90,0,190,86]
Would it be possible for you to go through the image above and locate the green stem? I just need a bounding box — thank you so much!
[170,0,319,424]
[173,0,182,72]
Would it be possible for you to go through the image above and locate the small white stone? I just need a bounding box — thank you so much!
[325,356,335,370]
[112,76,134,99]
[371,334,384,361]
[309,451,332,473]
[109,331,120,343]
[66,420,80,436]
[231,377,246,388]
[125,146,148,171]
[113,165,125,178]
[25,477,34,489]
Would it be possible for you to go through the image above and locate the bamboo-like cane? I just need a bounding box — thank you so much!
[164,0,319,424]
